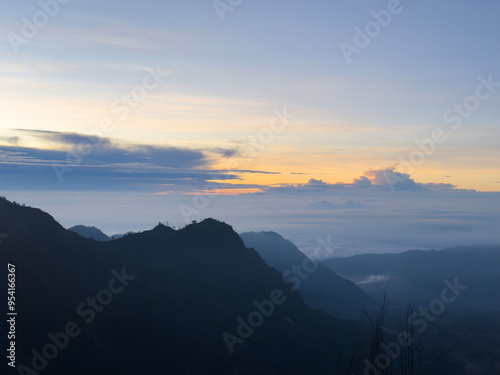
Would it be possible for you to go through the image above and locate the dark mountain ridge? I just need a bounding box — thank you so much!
[0,197,361,375]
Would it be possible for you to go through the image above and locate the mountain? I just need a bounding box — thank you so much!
[68,225,132,241]
[69,225,110,241]
[321,246,500,374]
[0,197,360,375]
[240,231,372,317]
[322,246,500,308]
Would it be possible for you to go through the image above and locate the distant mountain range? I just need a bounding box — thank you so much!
[321,246,500,373]
[68,225,130,241]
[0,197,361,375]
[322,246,500,308]
[68,225,111,241]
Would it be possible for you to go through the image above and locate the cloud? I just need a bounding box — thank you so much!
[359,167,474,192]
[0,130,287,191]
[307,200,365,210]
[4,129,243,170]
[216,169,280,175]
[181,188,264,196]
[352,176,371,186]
[363,166,426,191]
[0,136,20,146]
[0,127,481,221]
[270,166,449,194]
[0,143,207,170]
[420,182,459,191]
[308,178,327,185]
[16,129,112,150]
[214,148,239,158]
[356,275,390,285]
[340,200,366,209]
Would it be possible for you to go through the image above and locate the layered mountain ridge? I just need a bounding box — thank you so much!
[240,231,372,317]
[0,197,361,375]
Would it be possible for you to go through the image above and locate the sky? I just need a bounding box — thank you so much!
[0,0,499,256]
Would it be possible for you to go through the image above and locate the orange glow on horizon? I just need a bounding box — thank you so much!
[155,188,264,196]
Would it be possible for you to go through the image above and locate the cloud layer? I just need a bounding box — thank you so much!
[1,131,497,258]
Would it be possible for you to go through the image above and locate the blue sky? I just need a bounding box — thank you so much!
[0,0,499,254]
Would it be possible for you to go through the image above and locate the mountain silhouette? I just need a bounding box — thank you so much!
[322,245,500,373]
[0,197,361,375]
[240,231,372,316]
[69,225,110,241]
[322,246,500,307]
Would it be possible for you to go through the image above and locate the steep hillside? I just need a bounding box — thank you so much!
[240,231,372,316]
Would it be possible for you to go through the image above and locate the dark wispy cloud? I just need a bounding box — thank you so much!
[0,130,283,191]
[12,130,207,169]
[0,144,208,169]
[214,169,280,175]
[213,148,239,158]
[0,136,20,146]
[16,129,112,149]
